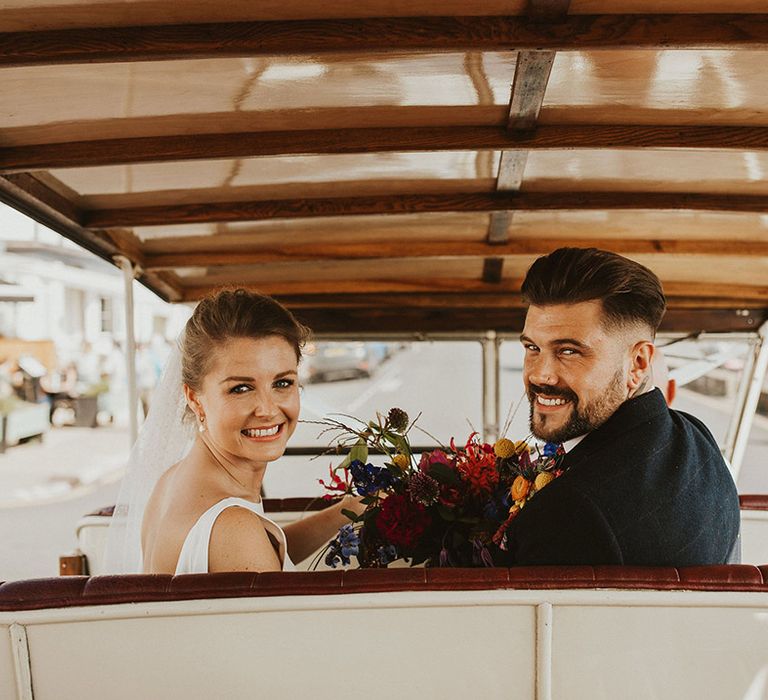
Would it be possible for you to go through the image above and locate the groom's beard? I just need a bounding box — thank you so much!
[528,368,627,443]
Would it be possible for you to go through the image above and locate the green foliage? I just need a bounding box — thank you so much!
[428,462,462,486]
[337,440,369,471]
[341,508,361,522]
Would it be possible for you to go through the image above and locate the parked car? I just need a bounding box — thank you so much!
[302,342,378,383]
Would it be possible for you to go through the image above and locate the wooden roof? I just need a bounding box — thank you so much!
[2,1,768,333]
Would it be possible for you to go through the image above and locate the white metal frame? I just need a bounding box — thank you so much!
[115,255,140,447]
[729,321,768,478]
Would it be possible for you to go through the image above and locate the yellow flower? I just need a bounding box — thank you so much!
[392,453,409,470]
[510,475,531,501]
[534,472,555,491]
[494,438,516,458]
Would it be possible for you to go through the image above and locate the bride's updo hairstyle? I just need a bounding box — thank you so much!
[181,288,310,399]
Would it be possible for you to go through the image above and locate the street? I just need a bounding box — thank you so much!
[1,341,767,581]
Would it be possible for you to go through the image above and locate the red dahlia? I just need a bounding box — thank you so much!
[376,494,431,549]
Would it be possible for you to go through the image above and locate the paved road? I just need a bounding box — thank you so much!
[0,480,119,581]
[0,425,127,580]
[1,341,766,581]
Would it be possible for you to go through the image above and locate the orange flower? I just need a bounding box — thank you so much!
[534,472,555,491]
[510,475,531,501]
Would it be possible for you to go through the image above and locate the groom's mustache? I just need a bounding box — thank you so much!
[527,383,578,404]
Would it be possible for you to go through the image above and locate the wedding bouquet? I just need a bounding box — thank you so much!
[315,408,566,569]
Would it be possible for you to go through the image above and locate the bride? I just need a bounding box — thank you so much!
[105,288,363,574]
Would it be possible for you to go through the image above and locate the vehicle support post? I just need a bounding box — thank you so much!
[481,331,500,443]
[730,321,768,479]
[115,255,140,447]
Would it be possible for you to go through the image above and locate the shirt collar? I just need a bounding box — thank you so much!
[561,434,587,453]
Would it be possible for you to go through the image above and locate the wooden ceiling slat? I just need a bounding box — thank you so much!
[527,0,572,22]
[2,15,768,68]
[290,307,765,335]
[182,278,519,297]
[272,293,768,311]
[143,239,768,271]
[178,277,768,302]
[6,124,768,172]
[87,191,768,228]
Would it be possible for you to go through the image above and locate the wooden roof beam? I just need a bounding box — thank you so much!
[87,191,768,228]
[2,14,768,67]
[269,293,768,311]
[179,278,768,302]
[6,124,768,172]
[143,239,768,271]
[183,277,768,312]
[292,307,766,334]
[182,278,523,298]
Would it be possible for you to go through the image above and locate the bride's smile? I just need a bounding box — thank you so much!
[241,424,283,440]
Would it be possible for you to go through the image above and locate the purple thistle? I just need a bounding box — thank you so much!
[408,470,440,506]
[387,407,409,433]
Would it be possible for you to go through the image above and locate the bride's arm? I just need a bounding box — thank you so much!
[282,495,366,564]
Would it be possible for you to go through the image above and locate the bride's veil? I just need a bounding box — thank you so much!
[103,341,194,573]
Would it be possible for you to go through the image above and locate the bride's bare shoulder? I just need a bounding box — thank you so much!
[208,507,281,572]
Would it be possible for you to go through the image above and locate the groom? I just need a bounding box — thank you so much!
[496,247,739,566]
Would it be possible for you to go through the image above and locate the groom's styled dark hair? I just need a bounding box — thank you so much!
[521,247,666,336]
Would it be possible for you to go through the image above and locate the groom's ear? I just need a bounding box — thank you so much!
[627,341,654,392]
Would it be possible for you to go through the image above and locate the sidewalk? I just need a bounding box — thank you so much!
[0,424,129,508]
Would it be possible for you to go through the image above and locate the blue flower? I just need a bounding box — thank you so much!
[542,442,560,458]
[483,494,506,521]
[349,459,397,496]
[325,524,360,568]
[377,544,398,566]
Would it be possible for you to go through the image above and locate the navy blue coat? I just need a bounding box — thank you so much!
[496,389,740,566]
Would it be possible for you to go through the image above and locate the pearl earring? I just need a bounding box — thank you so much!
[198,415,206,433]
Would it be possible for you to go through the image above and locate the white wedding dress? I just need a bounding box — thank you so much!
[175,497,296,574]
